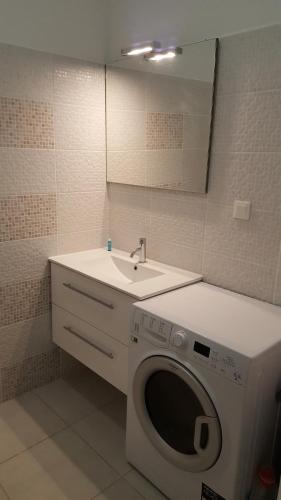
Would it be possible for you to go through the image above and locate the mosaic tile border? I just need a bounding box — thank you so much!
[0,348,61,402]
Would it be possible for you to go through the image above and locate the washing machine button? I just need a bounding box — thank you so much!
[172,331,188,349]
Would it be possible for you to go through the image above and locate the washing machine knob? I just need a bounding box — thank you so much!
[172,331,187,349]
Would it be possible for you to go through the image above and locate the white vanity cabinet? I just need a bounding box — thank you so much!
[49,248,202,394]
[51,263,134,394]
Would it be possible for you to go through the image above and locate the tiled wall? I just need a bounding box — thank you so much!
[0,43,107,400]
[109,24,281,306]
[107,67,212,192]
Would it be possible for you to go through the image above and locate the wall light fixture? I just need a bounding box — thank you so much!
[121,41,161,56]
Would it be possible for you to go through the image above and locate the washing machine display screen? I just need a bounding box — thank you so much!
[194,341,210,358]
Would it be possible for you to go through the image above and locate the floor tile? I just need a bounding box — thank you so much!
[125,469,168,500]
[0,391,65,463]
[94,478,144,500]
[66,369,121,409]
[0,428,118,500]
[73,395,130,475]
[34,378,99,424]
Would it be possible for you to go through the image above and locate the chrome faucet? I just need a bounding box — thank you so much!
[130,237,147,263]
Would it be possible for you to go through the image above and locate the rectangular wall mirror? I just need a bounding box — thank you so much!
[106,38,217,193]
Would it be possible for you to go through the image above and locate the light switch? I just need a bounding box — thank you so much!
[233,200,251,220]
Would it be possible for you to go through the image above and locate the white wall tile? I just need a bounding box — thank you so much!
[0,236,57,286]
[57,228,107,254]
[218,25,281,95]
[146,150,182,189]
[0,149,56,195]
[54,104,105,150]
[106,67,146,111]
[146,74,186,113]
[213,90,281,153]
[208,152,281,211]
[0,44,53,101]
[203,252,275,303]
[183,114,211,149]
[109,184,149,251]
[0,314,53,367]
[57,191,107,234]
[107,151,146,186]
[107,109,145,151]
[56,151,106,193]
[54,56,105,107]
[204,202,281,267]
[182,149,209,193]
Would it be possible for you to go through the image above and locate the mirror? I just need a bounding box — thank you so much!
[106,38,217,193]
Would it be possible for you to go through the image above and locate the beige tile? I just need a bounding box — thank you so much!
[73,395,129,475]
[1,349,61,401]
[0,313,52,368]
[107,109,145,151]
[0,149,56,196]
[125,469,167,500]
[146,112,183,150]
[34,379,102,425]
[0,276,50,327]
[95,478,144,500]
[56,150,106,193]
[0,236,57,286]
[0,194,57,242]
[0,391,65,463]
[0,97,54,149]
[0,428,118,500]
[106,67,146,111]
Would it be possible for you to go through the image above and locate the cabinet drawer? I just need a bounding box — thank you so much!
[52,304,128,394]
[51,263,134,345]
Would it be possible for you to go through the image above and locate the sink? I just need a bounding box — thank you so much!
[49,248,202,300]
[110,256,164,283]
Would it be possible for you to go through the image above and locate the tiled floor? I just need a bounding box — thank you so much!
[0,368,166,500]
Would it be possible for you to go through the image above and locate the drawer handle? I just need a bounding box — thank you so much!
[63,282,114,310]
[63,326,114,359]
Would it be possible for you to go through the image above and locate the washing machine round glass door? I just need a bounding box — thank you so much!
[133,355,222,472]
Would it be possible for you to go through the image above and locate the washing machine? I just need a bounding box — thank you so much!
[126,283,281,500]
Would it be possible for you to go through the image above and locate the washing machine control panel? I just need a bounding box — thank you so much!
[132,310,173,347]
[132,309,249,385]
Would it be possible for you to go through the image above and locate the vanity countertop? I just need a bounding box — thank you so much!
[49,248,202,300]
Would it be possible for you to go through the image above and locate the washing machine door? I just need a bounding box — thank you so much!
[133,356,222,472]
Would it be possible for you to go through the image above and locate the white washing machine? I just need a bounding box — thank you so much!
[126,283,281,500]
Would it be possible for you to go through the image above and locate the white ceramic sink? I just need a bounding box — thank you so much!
[49,248,202,299]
